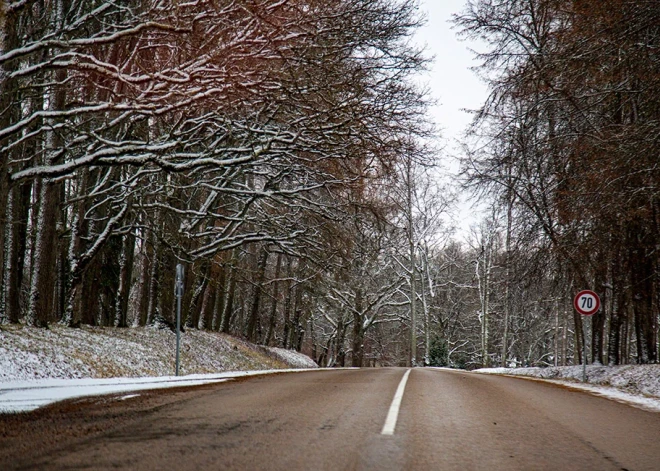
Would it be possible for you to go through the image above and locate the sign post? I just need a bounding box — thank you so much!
[573,290,601,383]
[175,264,184,376]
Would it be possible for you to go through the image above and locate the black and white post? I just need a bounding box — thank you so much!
[175,264,184,376]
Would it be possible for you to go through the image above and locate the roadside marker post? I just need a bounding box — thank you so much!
[573,290,601,383]
[175,264,184,376]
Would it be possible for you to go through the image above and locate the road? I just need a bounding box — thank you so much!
[1,368,659,470]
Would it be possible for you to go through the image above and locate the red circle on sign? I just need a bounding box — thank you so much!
[574,290,601,316]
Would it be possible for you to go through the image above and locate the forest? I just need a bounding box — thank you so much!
[0,0,658,369]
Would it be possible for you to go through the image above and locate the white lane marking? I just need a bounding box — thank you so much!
[381,368,412,435]
[119,394,140,400]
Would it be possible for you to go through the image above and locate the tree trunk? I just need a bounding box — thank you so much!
[502,184,513,367]
[310,311,318,363]
[351,289,364,367]
[27,177,60,327]
[63,167,89,326]
[265,252,282,345]
[246,247,269,343]
[115,229,135,327]
[608,287,627,365]
[221,252,238,334]
[629,223,656,363]
[574,311,584,365]
[187,263,209,329]
[336,313,347,367]
[131,232,152,326]
[146,241,160,325]
[26,0,71,328]
[4,182,30,323]
[198,265,217,330]
[281,258,294,348]
[80,254,103,326]
[553,299,559,367]
[0,3,21,313]
[56,184,67,322]
[408,208,417,367]
[420,252,430,365]
[591,260,607,364]
[157,249,176,326]
[561,306,568,366]
[289,282,304,351]
[477,227,493,368]
[211,264,227,331]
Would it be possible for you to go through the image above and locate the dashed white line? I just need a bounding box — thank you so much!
[381,368,412,435]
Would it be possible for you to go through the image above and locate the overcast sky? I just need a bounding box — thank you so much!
[413,0,490,236]
[414,0,487,151]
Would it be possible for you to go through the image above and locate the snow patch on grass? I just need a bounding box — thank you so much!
[267,346,318,369]
[0,324,317,382]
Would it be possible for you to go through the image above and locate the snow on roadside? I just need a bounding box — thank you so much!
[0,324,317,382]
[267,346,318,369]
[0,324,319,414]
[476,364,660,413]
[0,369,319,414]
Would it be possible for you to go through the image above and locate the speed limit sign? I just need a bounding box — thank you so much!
[574,290,601,316]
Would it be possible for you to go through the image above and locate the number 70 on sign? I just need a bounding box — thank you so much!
[573,290,601,316]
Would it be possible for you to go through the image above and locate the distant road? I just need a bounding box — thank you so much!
[2,368,660,470]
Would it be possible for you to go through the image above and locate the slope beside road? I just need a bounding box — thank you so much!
[2,368,660,470]
[0,324,317,382]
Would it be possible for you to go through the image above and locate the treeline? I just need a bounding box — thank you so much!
[457,0,660,365]
[0,0,430,350]
[3,0,656,369]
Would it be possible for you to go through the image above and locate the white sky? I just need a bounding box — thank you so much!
[415,0,487,148]
[413,0,490,236]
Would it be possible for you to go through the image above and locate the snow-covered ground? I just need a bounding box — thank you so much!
[0,369,318,414]
[3,325,659,416]
[0,324,317,413]
[475,364,660,413]
[0,324,317,381]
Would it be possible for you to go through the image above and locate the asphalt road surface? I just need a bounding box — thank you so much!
[2,368,659,470]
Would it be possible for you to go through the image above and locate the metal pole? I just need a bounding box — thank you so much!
[582,316,588,383]
[582,334,586,382]
[175,264,183,376]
